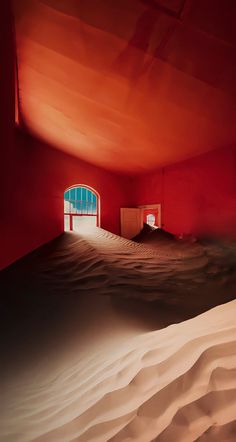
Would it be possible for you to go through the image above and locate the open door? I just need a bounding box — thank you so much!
[139,204,161,228]
[120,208,142,239]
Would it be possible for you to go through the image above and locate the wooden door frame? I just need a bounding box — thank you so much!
[137,204,162,228]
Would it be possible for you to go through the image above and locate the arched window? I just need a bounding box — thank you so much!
[64,185,100,232]
[146,213,156,227]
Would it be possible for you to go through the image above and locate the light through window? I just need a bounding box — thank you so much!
[64,185,99,231]
[146,213,156,227]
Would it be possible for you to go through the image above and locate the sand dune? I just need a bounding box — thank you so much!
[1,301,236,441]
[37,228,236,307]
[1,228,236,441]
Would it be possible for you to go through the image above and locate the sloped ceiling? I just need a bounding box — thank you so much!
[13,0,236,172]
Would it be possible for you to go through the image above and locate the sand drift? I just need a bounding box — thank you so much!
[31,227,236,305]
[0,228,236,441]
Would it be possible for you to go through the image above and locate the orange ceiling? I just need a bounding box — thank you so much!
[13,0,236,173]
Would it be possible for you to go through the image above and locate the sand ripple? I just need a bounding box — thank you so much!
[36,228,236,306]
[1,228,235,441]
[1,301,236,441]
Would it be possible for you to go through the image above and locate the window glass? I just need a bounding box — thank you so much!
[147,214,155,226]
[64,186,99,231]
[64,215,70,231]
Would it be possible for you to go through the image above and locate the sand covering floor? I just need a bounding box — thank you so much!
[0,228,236,441]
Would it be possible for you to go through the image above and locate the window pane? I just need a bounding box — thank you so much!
[72,215,97,231]
[64,215,70,231]
[147,214,155,226]
[70,188,76,200]
[64,190,70,200]
[64,186,98,230]
[72,216,80,232]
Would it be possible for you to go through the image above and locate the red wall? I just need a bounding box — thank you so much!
[0,2,130,270]
[0,1,131,270]
[0,128,130,270]
[0,1,16,223]
[132,147,236,238]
